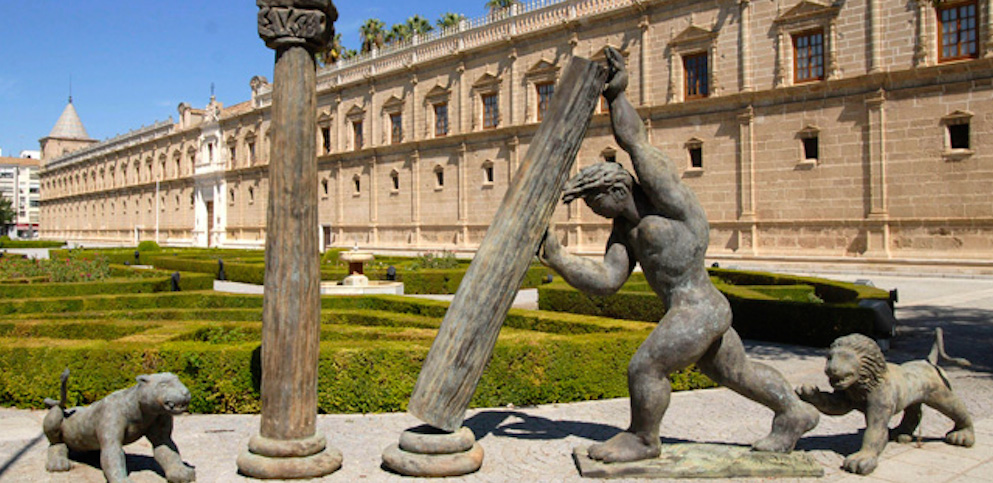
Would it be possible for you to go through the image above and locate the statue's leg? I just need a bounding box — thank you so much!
[99,443,130,483]
[928,391,975,447]
[589,306,716,463]
[891,403,922,443]
[43,407,71,472]
[147,417,196,483]
[696,328,818,452]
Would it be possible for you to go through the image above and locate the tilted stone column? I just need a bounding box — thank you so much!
[237,0,342,479]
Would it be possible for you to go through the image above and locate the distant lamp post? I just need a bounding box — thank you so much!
[236,0,341,479]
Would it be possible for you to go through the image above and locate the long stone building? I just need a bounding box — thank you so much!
[40,0,993,262]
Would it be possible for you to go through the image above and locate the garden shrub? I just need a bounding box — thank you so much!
[539,268,892,347]
[137,241,161,252]
[0,239,65,249]
[0,292,714,413]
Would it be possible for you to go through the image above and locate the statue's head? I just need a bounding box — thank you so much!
[562,162,634,219]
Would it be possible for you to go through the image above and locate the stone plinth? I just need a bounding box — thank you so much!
[382,426,482,477]
[573,444,823,479]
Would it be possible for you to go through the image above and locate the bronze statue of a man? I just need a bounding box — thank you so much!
[540,47,819,463]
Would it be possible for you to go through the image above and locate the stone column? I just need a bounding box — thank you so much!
[411,149,421,246]
[639,15,650,106]
[738,0,753,92]
[867,0,882,73]
[458,142,468,245]
[985,0,993,57]
[237,1,342,479]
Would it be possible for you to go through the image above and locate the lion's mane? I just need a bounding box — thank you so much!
[830,333,888,401]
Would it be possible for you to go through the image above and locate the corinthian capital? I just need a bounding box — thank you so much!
[257,0,338,51]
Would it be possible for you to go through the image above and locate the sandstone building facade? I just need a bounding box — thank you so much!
[40,0,993,262]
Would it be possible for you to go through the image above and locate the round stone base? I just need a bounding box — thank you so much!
[237,435,342,479]
[382,426,483,477]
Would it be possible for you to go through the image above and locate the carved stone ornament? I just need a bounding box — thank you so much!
[257,0,337,51]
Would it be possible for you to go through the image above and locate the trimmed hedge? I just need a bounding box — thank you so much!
[0,272,213,299]
[0,292,715,413]
[539,269,892,347]
[0,240,65,249]
[49,248,550,294]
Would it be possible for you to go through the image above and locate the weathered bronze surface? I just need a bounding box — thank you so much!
[406,57,607,433]
[541,48,818,465]
[237,1,342,479]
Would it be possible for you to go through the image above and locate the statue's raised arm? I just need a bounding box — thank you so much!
[602,47,703,225]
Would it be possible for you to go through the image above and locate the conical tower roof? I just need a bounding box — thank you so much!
[47,98,91,140]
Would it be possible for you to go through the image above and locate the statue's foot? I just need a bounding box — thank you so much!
[45,444,71,472]
[165,463,196,483]
[945,427,975,447]
[588,431,660,463]
[752,404,819,453]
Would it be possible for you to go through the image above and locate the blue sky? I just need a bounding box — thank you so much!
[0,1,493,157]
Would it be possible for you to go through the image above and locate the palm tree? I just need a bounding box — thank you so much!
[319,32,345,66]
[406,15,434,37]
[359,18,386,53]
[386,22,412,44]
[485,0,519,16]
[436,12,465,31]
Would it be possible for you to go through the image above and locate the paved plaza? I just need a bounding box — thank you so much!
[1,264,991,482]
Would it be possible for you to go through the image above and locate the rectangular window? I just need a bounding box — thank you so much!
[434,103,449,137]
[390,113,403,144]
[248,142,256,164]
[229,146,236,166]
[482,93,499,129]
[939,1,978,61]
[352,121,363,150]
[689,146,703,169]
[321,126,331,153]
[949,123,970,149]
[802,136,819,160]
[536,82,554,121]
[683,52,709,99]
[793,30,825,83]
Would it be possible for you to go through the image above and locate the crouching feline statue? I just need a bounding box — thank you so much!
[43,368,196,483]
[797,329,974,475]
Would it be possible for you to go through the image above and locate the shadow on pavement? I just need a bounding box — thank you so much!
[66,450,169,480]
[466,410,621,443]
[0,434,44,479]
[890,305,993,374]
[742,340,825,361]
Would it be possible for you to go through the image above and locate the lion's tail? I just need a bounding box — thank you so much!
[928,328,971,368]
[43,368,70,409]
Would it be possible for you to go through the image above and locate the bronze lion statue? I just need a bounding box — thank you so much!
[43,369,196,483]
[797,329,974,475]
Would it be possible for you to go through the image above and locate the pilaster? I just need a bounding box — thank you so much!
[736,106,757,255]
[864,88,891,258]
[739,0,753,91]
